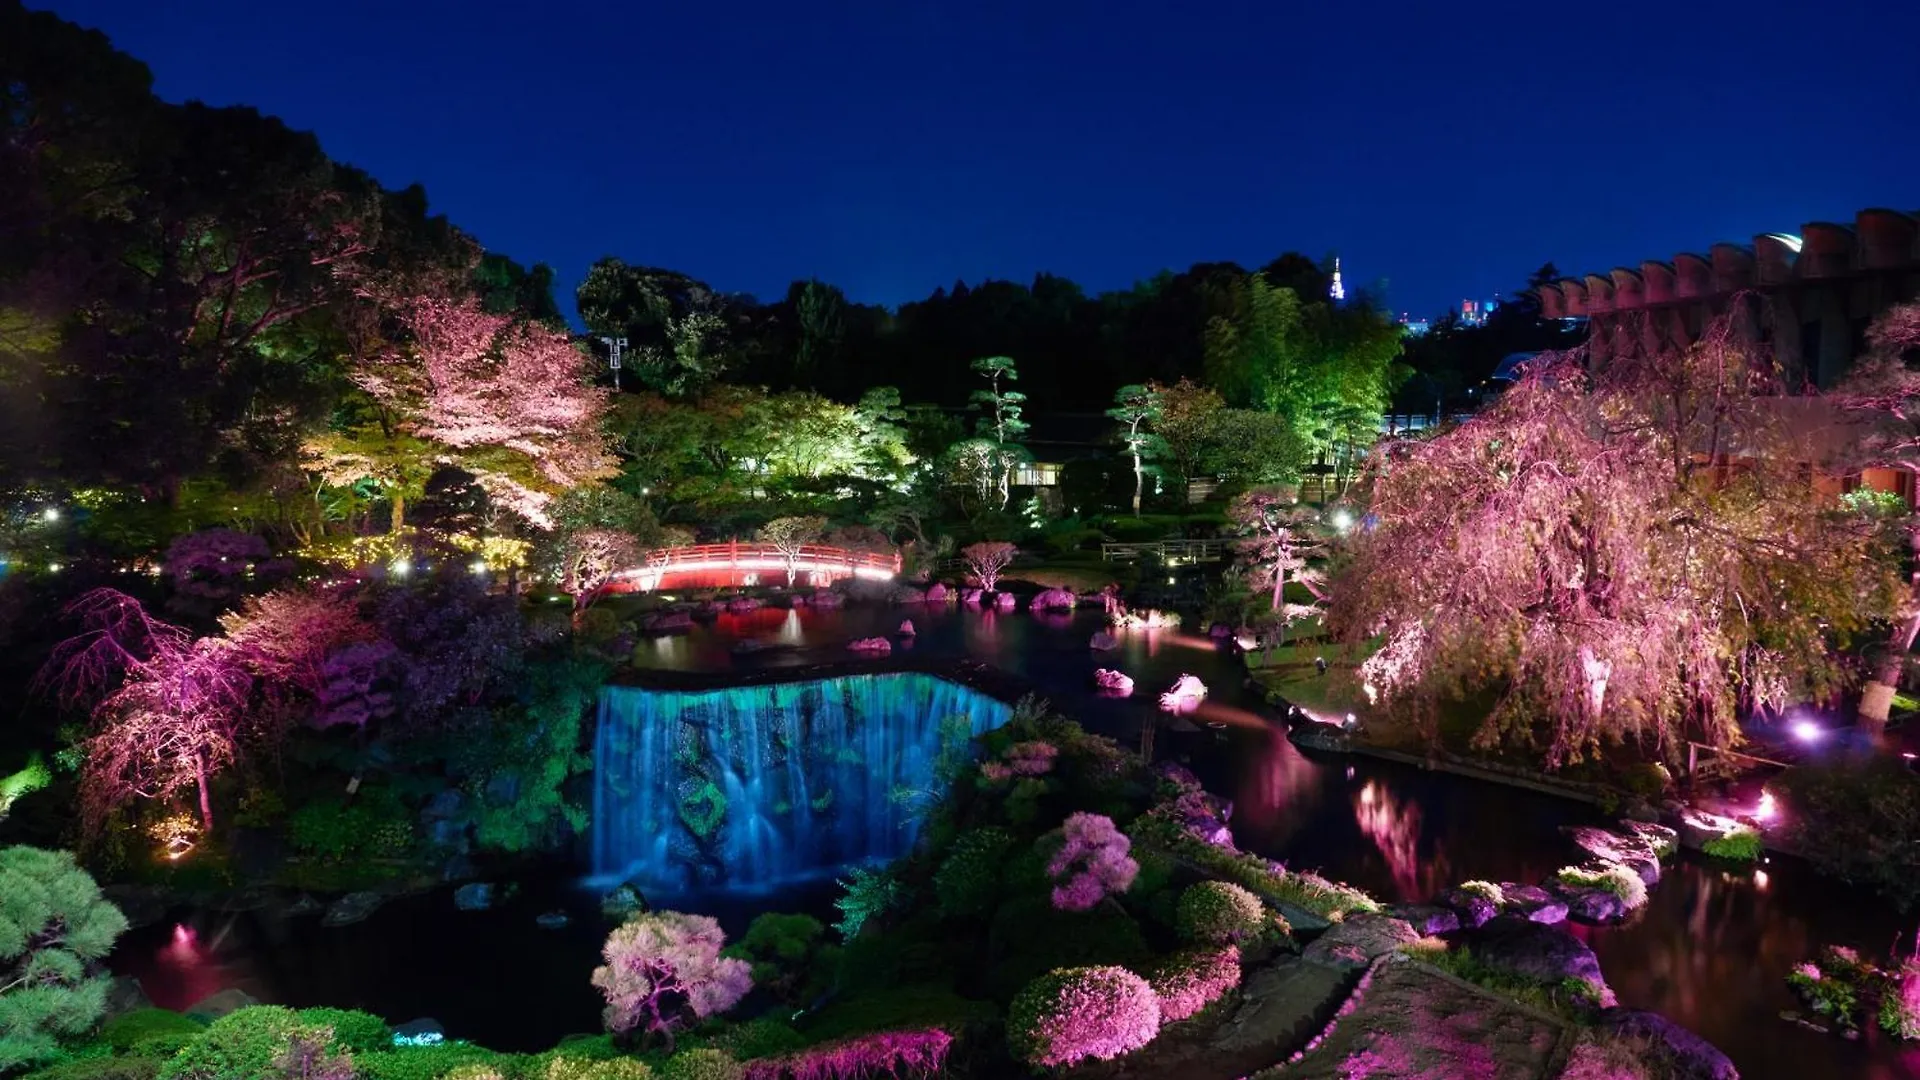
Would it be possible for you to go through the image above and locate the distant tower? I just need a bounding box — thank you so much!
[1329,257,1346,303]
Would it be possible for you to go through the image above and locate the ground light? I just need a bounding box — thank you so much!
[1790,719,1824,744]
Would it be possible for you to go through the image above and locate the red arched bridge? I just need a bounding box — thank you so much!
[608,542,900,592]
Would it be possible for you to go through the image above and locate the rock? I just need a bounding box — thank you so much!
[1565,826,1662,885]
[890,587,926,605]
[961,587,983,606]
[1089,631,1120,651]
[391,1019,444,1046]
[452,883,493,911]
[924,582,950,604]
[1031,588,1077,611]
[321,891,385,927]
[993,591,1016,609]
[186,988,261,1020]
[1439,889,1498,929]
[897,619,916,636]
[848,636,892,654]
[1598,1009,1738,1080]
[535,910,570,930]
[1620,820,1679,858]
[1093,668,1134,696]
[1552,883,1628,924]
[1302,914,1420,972]
[283,893,323,917]
[102,976,152,1020]
[601,883,648,921]
[1466,917,1612,1003]
[1675,807,1743,852]
[1392,904,1462,936]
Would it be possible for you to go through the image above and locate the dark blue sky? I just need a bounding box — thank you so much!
[41,0,1920,322]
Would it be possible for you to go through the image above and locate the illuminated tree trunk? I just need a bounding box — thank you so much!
[195,755,214,833]
[389,492,405,534]
[1861,592,1920,742]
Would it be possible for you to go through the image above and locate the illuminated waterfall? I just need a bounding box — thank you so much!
[592,673,1011,893]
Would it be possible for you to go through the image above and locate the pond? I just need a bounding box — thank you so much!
[111,602,1920,1078]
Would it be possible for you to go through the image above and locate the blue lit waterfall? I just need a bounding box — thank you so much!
[591,673,1011,892]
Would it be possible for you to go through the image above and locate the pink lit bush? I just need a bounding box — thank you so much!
[1175,881,1266,946]
[1046,812,1139,912]
[1007,966,1161,1068]
[1005,741,1058,777]
[960,541,1017,592]
[1881,962,1920,1040]
[591,912,752,1050]
[847,637,891,654]
[741,1028,952,1080]
[1147,947,1242,1022]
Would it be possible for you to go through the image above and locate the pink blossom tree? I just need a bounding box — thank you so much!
[38,590,255,832]
[591,911,753,1052]
[961,541,1018,593]
[558,528,640,614]
[757,515,826,586]
[1332,317,1902,764]
[218,587,376,700]
[1046,812,1140,912]
[328,293,616,530]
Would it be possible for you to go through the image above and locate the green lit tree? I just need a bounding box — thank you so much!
[0,847,129,1072]
[1107,385,1164,516]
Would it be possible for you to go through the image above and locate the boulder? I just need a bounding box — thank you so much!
[1466,916,1613,1004]
[1093,669,1134,696]
[452,883,493,911]
[601,883,648,921]
[535,910,570,930]
[993,591,1016,609]
[283,893,323,917]
[1392,904,1462,936]
[1552,883,1629,924]
[1620,820,1679,859]
[102,976,153,1020]
[961,587,984,606]
[1439,889,1499,929]
[897,619,916,636]
[186,988,261,1019]
[1089,631,1120,651]
[321,891,385,927]
[1030,588,1077,612]
[848,637,892,654]
[1565,826,1662,885]
[890,587,927,605]
[1597,1009,1738,1080]
[1498,884,1568,925]
[1303,914,1420,972]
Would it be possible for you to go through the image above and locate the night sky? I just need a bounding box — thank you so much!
[39,0,1920,322]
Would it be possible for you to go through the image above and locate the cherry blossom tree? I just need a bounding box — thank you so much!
[757,515,826,586]
[558,528,640,613]
[1332,317,1901,764]
[592,911,752,1052]
[1835,301,1920,736]
[219,586,376,701]
[326,293,616,530]
[38,590,255,832]
[962,541,1018,593]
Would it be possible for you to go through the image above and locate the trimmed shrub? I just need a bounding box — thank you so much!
[1701,828,1762,863]
[1007,966,1160,1068]
[1555,864,1648,910]
[157,1006,330,1080]
[932,828,1014,919]
[543,1058,654,1080]
[352,1045,515,1080]
[100,1010,204,1054]
[739,1029,951,1080]
[440,1067,508,1080]
[592,913,752,1043]
[295,1008,389,1053]
[1175,881,1265,946]
[1146,948,1241,1022]
[658,1049,743,1080]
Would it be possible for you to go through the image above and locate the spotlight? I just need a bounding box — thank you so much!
[1790,719,1823,744]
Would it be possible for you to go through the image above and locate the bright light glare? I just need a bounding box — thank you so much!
[41,507,59,522]
[1331,509,1354,531]
[391,559,411,577]
[1755,790,1777,822]
[469,561,487,575]
[1790,719,1823,744]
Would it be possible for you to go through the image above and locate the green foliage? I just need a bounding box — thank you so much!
[19,1057,164,1080]
[676,783,728,841]
[831,866,902,942]
[986,894,1151,1000]
[1778,760,1920,910]
[100,1010,205,1054]
[0,755,52,818]
[463,655,608,853]
[1125,810,1378,920]
[1174,882,1266,946]
[798,985,998,1045]
[287,787,413,864]
[1407,945,1605,1020]
[156,1006,330,1080]
[1700,828,1762,863]
[1456,880,1505,905]
[1617,763,1670,801]
[352,1044,517,1080]
[932,828,1014,919]
[1554,864,1648,909]
[1787,962,1861,1030]
[540,1056,653,1080]
[293,1008,388,1053]
[700,1019,804,1062]
[0,847,130,1073]
[720,915,835,1007]
[656,1049,741,1080]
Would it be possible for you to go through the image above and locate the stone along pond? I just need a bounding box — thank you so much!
[111,604,1920,1078]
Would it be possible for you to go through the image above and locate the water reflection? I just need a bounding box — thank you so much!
[1353,779,1450,900]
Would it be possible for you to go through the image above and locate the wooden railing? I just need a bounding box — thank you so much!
[1100,539,1230,564]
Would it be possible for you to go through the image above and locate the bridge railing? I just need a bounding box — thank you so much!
[1100,539,1230,564]
[612,541,901,590]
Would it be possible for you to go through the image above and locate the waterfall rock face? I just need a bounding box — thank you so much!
[592,673,1011,893]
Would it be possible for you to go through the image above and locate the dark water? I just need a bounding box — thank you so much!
[112,604,1920,1077]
